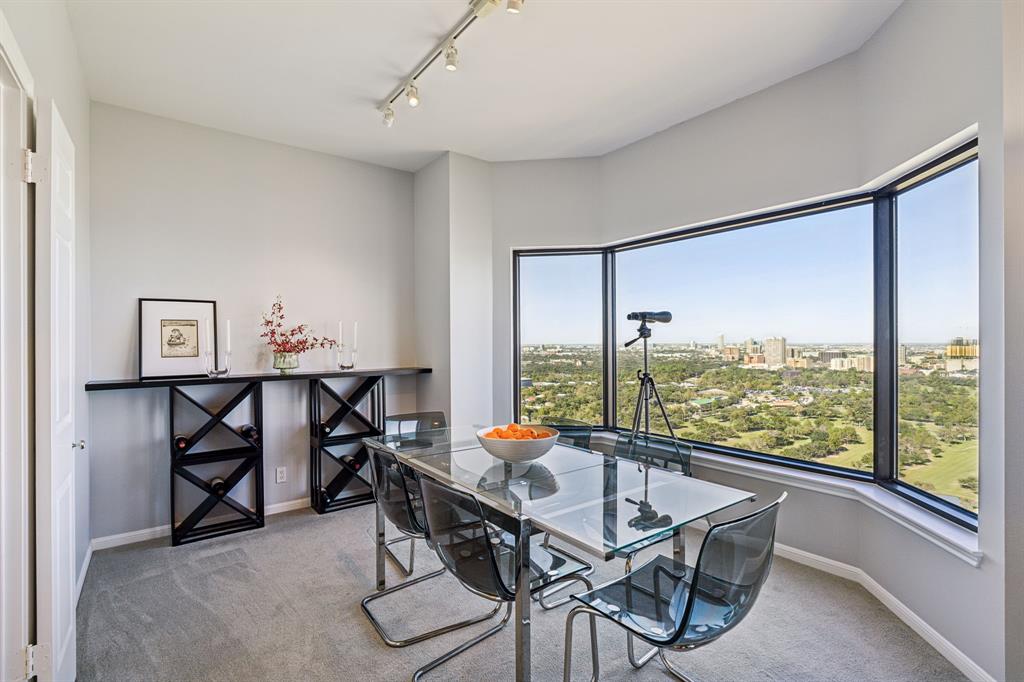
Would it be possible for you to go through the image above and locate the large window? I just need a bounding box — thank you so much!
[615,204,874,472]
[512,140,980,527]
[516,253,604,424]
[895,160,980,512]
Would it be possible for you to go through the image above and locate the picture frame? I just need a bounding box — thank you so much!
[138,298,218,380]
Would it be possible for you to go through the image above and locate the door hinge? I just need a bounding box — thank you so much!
[24,643,38,679]
[21,149,36,184]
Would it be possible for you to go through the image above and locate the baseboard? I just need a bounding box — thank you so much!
[774,541,996,682]
[75,543,93,604]
[89,497,311,552]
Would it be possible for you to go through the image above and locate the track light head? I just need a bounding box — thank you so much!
[444,43,458,72]
[506,0,523,14]
[405,83,420,108]
[381,104,395,128]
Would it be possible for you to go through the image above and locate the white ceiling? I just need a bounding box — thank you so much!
[67,0,901,172]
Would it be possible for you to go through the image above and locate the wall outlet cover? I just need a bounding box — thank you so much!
[276,466,286,484]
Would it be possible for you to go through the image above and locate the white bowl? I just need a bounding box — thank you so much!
[476,426,559,463]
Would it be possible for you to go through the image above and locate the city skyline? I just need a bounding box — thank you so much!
[519,162,978,347]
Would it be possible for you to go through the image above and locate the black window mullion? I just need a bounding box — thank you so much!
[602,249,617,429]
[873,194,897,482]
[512,251,522,423]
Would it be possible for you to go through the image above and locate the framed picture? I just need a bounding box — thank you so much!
[139,298,217,380]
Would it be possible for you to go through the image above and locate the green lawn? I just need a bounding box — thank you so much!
[718,422,977,511]
[900,437,978,511]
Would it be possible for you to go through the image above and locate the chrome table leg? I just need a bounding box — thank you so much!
[375,499,386,591]
[515,517,532,681]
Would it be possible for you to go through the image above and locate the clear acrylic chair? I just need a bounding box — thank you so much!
[532,415,598,609]
[415,475,595,680]
[615,431,691,475]
[536,415,594,450]
[378,411,448,574]
[360,447,502,647]
[563,492,787,681]
[613,432,696,665]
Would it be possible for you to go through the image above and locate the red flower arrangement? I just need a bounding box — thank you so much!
[260,296,337,354]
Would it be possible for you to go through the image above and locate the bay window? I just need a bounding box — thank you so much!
[513,139,980,528]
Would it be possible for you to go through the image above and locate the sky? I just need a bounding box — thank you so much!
[519,160,979,346]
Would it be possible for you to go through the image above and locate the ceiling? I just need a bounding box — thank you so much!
[67,0,901,172]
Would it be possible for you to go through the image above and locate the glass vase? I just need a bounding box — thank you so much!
[273,351,300,374]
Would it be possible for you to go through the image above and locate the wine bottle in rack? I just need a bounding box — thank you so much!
[237,423,260,445]
[340,454,362,472]
[319,420,333,437]
[173,434,189,452]
[209,477,227,497]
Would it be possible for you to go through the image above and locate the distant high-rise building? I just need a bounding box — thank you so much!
[830,355,874,372]
[764,337,786,367]
[945,337,979,359]
[717,334,725,351]
[744,353,766,365]
[745,338,757,354]
[787,347,802,359]
[820,350,847,363]
[723,345,741,362]
[898,344,908,365]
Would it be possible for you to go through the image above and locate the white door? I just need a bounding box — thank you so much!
[35,98,77,682]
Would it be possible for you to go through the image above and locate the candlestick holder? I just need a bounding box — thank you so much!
[336,345,355,370]
[204,350,232,378]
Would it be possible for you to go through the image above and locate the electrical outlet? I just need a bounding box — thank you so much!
[276,466,286,484]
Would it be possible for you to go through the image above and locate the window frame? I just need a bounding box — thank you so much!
[511,139,980,530]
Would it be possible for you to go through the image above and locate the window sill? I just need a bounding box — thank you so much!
[689,448,983,567]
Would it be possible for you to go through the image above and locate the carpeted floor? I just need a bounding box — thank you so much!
[78,506,967,682]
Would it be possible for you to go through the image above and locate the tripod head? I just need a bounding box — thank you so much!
[625,496,673,530]
[624,320,653,347]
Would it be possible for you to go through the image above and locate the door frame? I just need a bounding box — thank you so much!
[0,9,34,681]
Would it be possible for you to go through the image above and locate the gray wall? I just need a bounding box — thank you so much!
[88,103,418,537]
[1001,2,1024,679]
[413,154,451,417]
[0,0,93,583]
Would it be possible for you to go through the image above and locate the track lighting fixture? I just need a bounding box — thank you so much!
[444,43,458,72]
[376,0,521,126]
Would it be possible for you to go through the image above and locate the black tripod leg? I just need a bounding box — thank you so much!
[631,375,647,435]
[648,380,677,440]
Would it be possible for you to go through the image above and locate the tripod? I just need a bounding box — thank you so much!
[624,320,677,440]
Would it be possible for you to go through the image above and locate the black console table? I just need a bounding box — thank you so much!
[85,367,431,545]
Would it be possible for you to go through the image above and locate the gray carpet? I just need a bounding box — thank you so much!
[78,506,967,682]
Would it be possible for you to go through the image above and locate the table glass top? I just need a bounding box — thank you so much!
[364,429,755,560]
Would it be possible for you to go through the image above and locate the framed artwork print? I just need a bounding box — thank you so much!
[139,298,217,380]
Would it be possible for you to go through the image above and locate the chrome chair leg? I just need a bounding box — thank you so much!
[658,648,697,682]
[539,573,594,609]
[627,633,659,668]
[412,602,514,681]
[536,543,596,610]
[361,568,503,647]
[563,604,600,682]
[384,534,416,577]
[619,550,660,669]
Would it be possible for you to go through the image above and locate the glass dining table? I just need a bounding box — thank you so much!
[363,426,756,681]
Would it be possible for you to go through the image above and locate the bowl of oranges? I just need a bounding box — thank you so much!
[477,423,559,463]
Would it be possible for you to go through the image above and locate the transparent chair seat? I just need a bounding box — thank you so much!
[575,553,745,648]
[441,528,588,596]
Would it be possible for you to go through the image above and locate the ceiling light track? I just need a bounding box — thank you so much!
[377,0,522,126]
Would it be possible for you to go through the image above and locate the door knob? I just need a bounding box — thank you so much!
[72,440,85,450]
